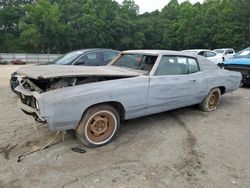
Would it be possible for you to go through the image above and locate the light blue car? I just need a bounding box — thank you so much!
[14,50,241,147]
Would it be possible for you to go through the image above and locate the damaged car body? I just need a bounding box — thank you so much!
[14,50,242,147]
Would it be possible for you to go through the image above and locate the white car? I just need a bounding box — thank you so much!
[183,49,223,65]
[213,48,235,61]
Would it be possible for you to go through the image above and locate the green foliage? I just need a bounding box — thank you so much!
[0,0,249,53]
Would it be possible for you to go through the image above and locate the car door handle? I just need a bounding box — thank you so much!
[191,79,196,82]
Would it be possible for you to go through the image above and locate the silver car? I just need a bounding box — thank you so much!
[14,50,241,147]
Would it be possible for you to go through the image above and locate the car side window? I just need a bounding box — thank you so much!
[227,49,234,54]
[198,51,205,57]
[140,55,158,71]
[103,51,119,65]
[155,56,189,76]
[188,58,200,73]
[87,53,97,60]
[75,52,99,66]
[206,51,216,57]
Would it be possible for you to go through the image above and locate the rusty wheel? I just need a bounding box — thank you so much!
[199,88,221,112]
[75,105,120,147]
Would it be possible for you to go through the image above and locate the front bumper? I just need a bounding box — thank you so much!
[15,85,46,122]
[17,99,45,122]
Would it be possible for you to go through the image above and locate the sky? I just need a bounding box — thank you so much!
[115,0,204,13]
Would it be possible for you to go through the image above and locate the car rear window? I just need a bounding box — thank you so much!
[112,54,157,73]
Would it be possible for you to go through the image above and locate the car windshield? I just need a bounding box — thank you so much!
[112,54,157,73]
[235,50,250,58]
[213,49,224,54]
[54,51,84,65]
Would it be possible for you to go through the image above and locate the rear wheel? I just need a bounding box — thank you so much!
[75,105,120,147]
[199,88,221,112]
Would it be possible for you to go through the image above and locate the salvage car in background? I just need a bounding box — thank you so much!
[0,57,8,65]
[14,50,241,147]
[213,48,235,61]
[183,49,223,65]
[222,48,250,85]
[11,59,26,65]
[10,48,119,93]
[50,48,119,66]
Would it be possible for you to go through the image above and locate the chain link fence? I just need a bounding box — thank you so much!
[0,53,62,64]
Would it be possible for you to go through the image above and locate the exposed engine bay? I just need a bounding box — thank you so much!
[18,75,128,93]
[15,75,131,122]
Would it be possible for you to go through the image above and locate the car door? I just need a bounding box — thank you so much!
[146,55,197,115]
[187,58,206,103]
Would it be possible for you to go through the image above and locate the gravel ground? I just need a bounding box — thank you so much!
[0,64,250,188]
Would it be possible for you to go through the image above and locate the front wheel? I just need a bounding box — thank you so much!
[75,105,120,147]
[199,88,221,112]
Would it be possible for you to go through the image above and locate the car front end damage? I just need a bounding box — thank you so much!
[13,75,99,126]
[13,65,141,131]
[14,77,46,123]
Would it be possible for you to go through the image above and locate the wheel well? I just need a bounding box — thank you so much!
[84,102,125,121]
[218,86,226,95]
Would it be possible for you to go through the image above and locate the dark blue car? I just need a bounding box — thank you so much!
[222,47,250,85]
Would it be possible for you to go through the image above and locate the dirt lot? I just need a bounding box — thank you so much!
[0,64,250,188]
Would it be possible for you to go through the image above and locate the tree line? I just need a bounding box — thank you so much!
[0,0,249,53]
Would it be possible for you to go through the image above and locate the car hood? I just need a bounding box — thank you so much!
[16,65,141,79]
[224,58,250,65]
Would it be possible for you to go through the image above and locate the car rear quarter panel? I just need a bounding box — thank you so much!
[198,69,241,96]
[197,56,241,95]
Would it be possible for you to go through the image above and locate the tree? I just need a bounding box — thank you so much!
[0,0,249,53]
[19,0,66,53]
[0,0,34,52]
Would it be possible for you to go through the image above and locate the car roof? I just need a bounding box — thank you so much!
[122,49,197,57]
[183,49,212,52]
[121,49,220,71]
[72,48,119,53]
[213,48,234,51]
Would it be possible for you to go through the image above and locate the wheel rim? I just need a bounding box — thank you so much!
[208,91,220,110]
[85,111,117,144]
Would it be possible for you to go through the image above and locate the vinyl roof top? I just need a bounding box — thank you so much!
[122,49,197,57]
